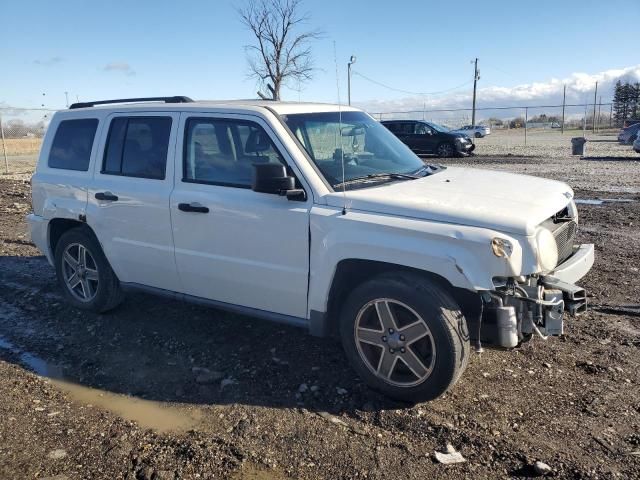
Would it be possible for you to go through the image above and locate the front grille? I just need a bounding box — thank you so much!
[552,220,577,264]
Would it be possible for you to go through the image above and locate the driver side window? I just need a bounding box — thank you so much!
[183,118,285,188]
[415,123,428,135]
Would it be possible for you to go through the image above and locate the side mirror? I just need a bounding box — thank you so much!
[252,163,306,201]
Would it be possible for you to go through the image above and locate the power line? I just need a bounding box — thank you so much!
[351,71,473,96]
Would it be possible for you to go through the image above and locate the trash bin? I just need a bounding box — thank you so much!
[571,137,587,156]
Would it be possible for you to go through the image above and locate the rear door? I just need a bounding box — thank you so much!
[87,111,181,291]
[393,122,418,152]
[170,113,311,318]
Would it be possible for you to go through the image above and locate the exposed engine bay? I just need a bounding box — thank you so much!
[470,205,590,349]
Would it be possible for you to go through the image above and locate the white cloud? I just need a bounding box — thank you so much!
[34,57,64,66]
[103,62,136,76]
[357,65,640,120]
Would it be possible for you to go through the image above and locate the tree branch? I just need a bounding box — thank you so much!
[237,0,321,100]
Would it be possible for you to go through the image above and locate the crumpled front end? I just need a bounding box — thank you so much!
[454,136,475,156]
[475,203,594,348]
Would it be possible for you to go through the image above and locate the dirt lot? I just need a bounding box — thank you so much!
[0,139,639,479]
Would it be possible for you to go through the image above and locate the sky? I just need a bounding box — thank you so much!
[2,0,640,116]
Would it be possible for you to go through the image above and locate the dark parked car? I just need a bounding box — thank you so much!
[381,120,475,157]
[618,123,640,145]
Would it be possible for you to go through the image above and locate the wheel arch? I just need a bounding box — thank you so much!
[49,218,97,258]
[314,259,480,338]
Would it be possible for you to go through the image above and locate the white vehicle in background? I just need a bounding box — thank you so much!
[451,125,491,138]
[28,96,593,402]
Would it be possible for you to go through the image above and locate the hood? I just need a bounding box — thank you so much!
[324,167,573,235]
[446,132,469,140]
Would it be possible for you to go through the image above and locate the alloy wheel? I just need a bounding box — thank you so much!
[61,243,99,302]
[354,298,436,387]
[437,143,453,157]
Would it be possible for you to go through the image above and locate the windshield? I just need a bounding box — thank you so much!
[283,111,433,189]
[426,122,450,133]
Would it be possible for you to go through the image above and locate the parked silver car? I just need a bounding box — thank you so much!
[451,125,491,138]
[618,123,640,145]
[633,134,640,153]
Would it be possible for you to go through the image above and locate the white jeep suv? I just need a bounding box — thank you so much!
[28,97,594,402]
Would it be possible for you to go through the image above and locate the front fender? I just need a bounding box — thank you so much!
[308,206,528,314]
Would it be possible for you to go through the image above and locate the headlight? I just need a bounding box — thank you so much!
[535,228,558,271]
[491,237,513,258]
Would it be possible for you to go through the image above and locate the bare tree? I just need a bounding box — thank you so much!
[238,0,321,100]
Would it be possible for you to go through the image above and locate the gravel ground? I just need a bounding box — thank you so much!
[472,129,636,160]
[0,143,639,479]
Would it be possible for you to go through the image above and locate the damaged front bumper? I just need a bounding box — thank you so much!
[479,243,594,348]
[455,139,475,156]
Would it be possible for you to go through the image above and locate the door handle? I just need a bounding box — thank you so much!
[178,202,209,213]
[95,192,119,201]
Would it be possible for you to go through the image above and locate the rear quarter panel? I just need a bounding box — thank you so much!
[31,110,108,221]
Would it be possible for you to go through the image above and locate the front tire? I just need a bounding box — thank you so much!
[339,272,470,403]
[436,142,455,157]
[475,132,482,138]
[54,227,124,313]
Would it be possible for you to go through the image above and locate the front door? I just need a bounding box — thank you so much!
[409,123,437,154]
[170,113,310,318]
[87,112,181,292]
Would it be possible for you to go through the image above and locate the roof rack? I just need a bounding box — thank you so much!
[69,96,193,109]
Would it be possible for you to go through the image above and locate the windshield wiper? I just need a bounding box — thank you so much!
[411,164,446,176]
[334,172,418,189]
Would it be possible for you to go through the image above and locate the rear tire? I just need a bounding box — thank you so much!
[54,227,124,313]
[339,272,470,403]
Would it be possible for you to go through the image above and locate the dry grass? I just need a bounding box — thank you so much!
[1,138,43,156]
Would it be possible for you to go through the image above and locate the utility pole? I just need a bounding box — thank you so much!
[597,96,602,133]
[0,114,8,174]
[347,55,356,106]
[592,81,598,133]
[64,91,69,108]
[609,103,613,128]
[471,58,479,126]
[561,84,566,134]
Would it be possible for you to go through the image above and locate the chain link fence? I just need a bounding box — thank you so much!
[370,102,617,145]
[0,102,621,174]
[1,108,55,174]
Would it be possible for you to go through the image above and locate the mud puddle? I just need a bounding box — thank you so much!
[52,380,203,433]
[0,335,203,433]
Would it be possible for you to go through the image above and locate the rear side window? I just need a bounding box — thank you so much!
[48,119,98,171]
[382,122,397,133]
[395,123,414,134]
[102,117,172,179]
